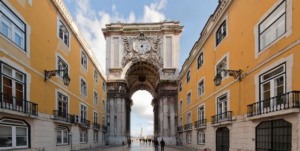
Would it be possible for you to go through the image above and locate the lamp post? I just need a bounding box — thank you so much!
[44,69,71,86]
[214,69,242,86]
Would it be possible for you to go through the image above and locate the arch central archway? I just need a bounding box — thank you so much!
[125,61,160,99]
[130,90,154,139]
[103,22,182,145]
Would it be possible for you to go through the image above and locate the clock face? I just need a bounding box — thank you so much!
[133,40,151,53]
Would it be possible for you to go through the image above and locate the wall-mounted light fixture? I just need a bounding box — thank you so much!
[44,69,70,86]
[214,69,242,86]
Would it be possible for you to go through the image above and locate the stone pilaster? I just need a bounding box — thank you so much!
[155,81,178,145]
[106,82,130,145]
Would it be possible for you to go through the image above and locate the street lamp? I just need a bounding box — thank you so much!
[44,69,71,86]
[214,69,242,86]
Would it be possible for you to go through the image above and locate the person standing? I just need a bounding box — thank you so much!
[160,138,165,151]
[154,138,159,151]
[127,138,131,148]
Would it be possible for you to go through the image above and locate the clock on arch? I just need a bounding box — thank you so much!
[133,33,152,53]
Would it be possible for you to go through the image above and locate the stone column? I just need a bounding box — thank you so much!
[107,82,129,145]
[156,82,178,145]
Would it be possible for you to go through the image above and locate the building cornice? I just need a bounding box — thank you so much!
[102,21,183,38]
[51,0,106,80]
[178,0,232,80]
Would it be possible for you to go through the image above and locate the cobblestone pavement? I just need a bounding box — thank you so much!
[78,141,199,151]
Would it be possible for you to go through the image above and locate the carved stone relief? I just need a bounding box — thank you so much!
[122,34,163,67]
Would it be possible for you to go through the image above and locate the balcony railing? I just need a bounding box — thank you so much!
[177,126,183,132]
[53,110,74,123]
[194,119,207,128]
[211,111,232,124]
[184,123,193,130]
[79,118,90,128]
[0,93,38,116]
[102,125,107,131]
[247,91,300,117]
[93,122,101,130]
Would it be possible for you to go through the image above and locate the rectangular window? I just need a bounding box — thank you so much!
[216,20,226,46]
[0,125,28,148]
[80,78,87,96]
[186,131,192,144]
[259,1,286,51]
[216,57,228,78]
[93,91,98,105]
[0,2,26,50]
[93,131,98,143]
[260,64,286,109]
[179,82,182,92]
[198,106,205,121]
[1,64,25,108]
[56,127,68,145]
[80,104,87,120]
[102,117,105,126]
[198,80,204,97]
[197,131,205,145]
[217,94,228,120]
[102,82,106,92]
[94,112,98,124]
[57,92,68,118]
[187,92,191,105]
[179,100,182,112]
[186,70,190,83]
[197,52,203,69]
[102,100,105,111]
[58,20,69,47]
[57,57,68,77]
[187,112,191,124]
[94,69,98,83]
[81,51,88,70]
[80,130,87,143]
[166,36,173,67]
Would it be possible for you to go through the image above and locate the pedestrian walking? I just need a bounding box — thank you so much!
[154,138,159,151]
[127,139,131,148]
[160,138,165,151]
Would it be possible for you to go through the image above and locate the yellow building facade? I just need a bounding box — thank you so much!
[0,0,107,150]
[178,0,300,150]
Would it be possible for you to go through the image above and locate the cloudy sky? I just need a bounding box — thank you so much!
[64,0,218,136]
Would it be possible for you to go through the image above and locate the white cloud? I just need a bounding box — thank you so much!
[131,90,153,120]
[69,0,167,72]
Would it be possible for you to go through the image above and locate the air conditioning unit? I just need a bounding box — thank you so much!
[75,115,80,123]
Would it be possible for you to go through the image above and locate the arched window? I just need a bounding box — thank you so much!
[256,119,291,151]
[0,118,29,149]
[56,126,69,145]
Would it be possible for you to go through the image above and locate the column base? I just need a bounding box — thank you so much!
[157,136,177,145]
[108,136,128,145]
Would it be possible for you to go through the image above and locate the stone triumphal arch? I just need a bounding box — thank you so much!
[102,22,183,145]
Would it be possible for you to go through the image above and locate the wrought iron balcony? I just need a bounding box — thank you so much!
[184,123,193,130]
[177,126,183,132]
[93,122,101,130]
[53,110,74,123]
[247,91,300,117]
[102,125,107,131]
[0,93,38,116]
[211,111,232,124]
[194,119,207,129]
[79,118,90,128]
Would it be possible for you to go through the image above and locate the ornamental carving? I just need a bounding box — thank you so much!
[122,33,163,67]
